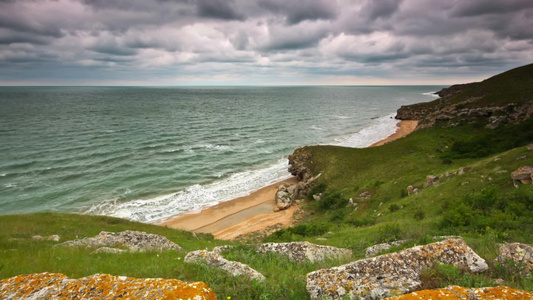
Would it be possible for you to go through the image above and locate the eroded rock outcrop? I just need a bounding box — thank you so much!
[496,243,532,275]
[384,285,533,299]
[257,242,352,263]
[511,166,533,187]
[60,230,183,252]
[0,272,216,299]
[288,147,313,182]
[276,183,295,210]
[306,239,487,300]
[185,250,265,282]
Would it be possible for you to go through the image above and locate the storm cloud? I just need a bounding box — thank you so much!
[0,0,532,85]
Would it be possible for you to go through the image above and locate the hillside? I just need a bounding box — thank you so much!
[396,63,533,129]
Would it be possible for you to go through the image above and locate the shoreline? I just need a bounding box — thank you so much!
[159,120,419,240]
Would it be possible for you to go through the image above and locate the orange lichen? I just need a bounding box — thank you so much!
[384,286,533,300]
[0,272,217,300]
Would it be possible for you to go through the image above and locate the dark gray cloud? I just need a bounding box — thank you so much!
[258,0,337,24]
[0,0,531,85]
[450,0,532,17]
[361,0,403,20]
[197,0,245,20]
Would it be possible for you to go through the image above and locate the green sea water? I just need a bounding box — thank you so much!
[0,86,442,223]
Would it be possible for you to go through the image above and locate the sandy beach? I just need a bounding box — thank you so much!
[159,120,418,240]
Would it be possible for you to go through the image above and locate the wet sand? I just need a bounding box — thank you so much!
[159,120,418,240]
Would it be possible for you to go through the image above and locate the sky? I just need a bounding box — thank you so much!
[0,0,532,86]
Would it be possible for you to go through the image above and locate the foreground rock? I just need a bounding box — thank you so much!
[0,272,216,299]
[365,240,406,258]
[257,241,352,263]
[185,250,265,282]
[306,239,487,300]
[496,243,532,275]
[384,285,533,299]
[60,230,183,252]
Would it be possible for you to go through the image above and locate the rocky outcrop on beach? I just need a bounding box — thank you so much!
[384,285,533,300]
[185,250,266,282]
[496,243,532,275]
[257,242,352,263]
[0,272,216,299]
[276,183,295,210]
[59,230,183,252]
[306,239,488,300]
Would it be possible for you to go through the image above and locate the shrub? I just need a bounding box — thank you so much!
[346,217,375,228]
[414,210,425,220]
[442,158,452,165]
[318,191,348,211]
[376,223,403,243]
[307,183,327,200]
[388,204,400,213]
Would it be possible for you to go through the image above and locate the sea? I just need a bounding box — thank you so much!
[0,86,442,223]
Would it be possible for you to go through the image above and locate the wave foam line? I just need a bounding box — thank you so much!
[331,113,399,148]
[84,157,291,224]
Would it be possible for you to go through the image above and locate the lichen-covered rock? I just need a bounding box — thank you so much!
[60,230,183,252]
[92,247,126,254]
[306,239,488,300]
[496,243,532,275]
[0,272,216,299]
[256,241,352,263]
[185,250,265,282]
[511,166,533,186]
[384,285,533,299]
[365,240,406,257]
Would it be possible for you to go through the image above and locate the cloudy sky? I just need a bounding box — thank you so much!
[1,0,532,85]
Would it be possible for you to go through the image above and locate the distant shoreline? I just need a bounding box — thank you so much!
[159,120,419,240]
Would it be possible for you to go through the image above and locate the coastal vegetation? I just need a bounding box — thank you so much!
[1,64,532,298]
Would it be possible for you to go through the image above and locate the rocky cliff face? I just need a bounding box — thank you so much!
[396,97,533,129]
[288,147,313,182]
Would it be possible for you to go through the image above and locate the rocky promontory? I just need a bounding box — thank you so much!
[396,64,533,129]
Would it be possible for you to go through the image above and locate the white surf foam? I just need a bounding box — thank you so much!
[332,113,399,148]
[85,157,291,223]
[422,91,440,97]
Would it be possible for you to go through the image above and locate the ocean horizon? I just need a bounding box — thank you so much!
[0,86,443,223]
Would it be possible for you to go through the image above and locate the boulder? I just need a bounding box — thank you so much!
[256,241,352,263]
[385,285,533,299]
[276,184,294,210]
[365,240,406,258]
[406,186,414,195]
[495,243,532,275]
[92,247,126,254]
[306,239,487,300]
[185,250,265,282]
[511,166,533,186]
[59,230,183,252]
[423,175,438,188]
[0,272,216,299]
